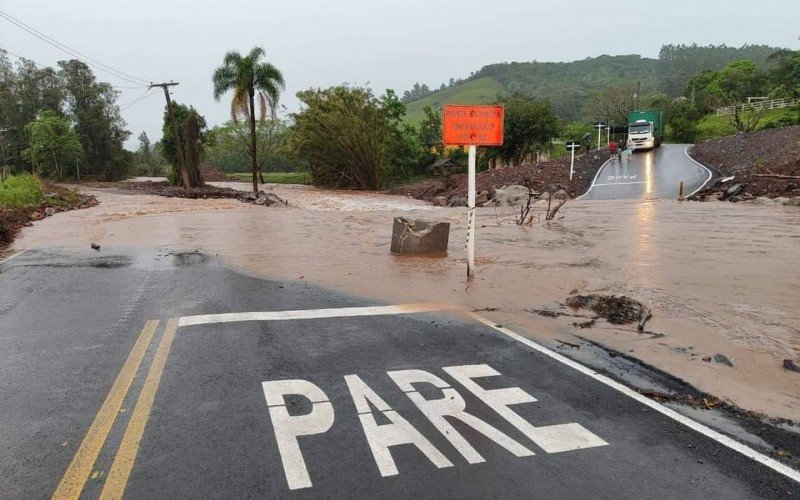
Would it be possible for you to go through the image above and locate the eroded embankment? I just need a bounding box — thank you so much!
[691,125,800,199]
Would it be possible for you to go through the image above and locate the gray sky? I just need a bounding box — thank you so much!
[1,0,798,148]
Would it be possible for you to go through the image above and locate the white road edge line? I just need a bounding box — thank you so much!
[0,249,26,265]
[683,146,714,198]
[466,311,800,484]
[575,157,614,200]
[178,302,452,327]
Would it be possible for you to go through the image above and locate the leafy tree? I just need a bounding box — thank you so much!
[418,105,443,153]
[205,119,296,175]
[489,92,560,166]
[766,49,800,97]
[585,84,637,128]
[212,47,285,192]
[132,131,168,176]
[161,102,206,186]
[58,60,130,180]
[21,110,83,179]
[561,121,592,141]
[292,86,392,189]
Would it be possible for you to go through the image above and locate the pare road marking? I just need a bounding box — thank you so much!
[606,174,638,181]
[262,364,607,490]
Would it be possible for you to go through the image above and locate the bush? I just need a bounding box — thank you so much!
[0,174,44,208]
[292,86,393,189]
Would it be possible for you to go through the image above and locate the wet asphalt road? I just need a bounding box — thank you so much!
[580,144,711,200]
[1,248,798,498]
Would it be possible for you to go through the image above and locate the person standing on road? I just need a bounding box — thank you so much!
[609,139,617,159]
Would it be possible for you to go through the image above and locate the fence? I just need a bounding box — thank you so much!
[715,97,800,116]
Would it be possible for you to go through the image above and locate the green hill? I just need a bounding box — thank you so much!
[402,44,781,126]
[404,76,506,125]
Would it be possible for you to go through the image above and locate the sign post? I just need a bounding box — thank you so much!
[565,141,581,180]
[594,122,605,149]
[442,104,504,279]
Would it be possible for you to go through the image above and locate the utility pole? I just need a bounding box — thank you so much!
[636,75,641,109]
[150,82,190,189]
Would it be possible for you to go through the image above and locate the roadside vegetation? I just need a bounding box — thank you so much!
[0,173,96,250]
[0,174,43,207]
[228,172,309,184]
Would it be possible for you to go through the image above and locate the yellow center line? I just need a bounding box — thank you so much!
[52,319,160,500]
[100,318,179,500]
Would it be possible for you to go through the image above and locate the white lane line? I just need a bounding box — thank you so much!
[575,157,614,200]
[684,146,714,197]
[0,249,26,265]
[178,302,452,327]
[592,181,647,187]
[466,311,800,484]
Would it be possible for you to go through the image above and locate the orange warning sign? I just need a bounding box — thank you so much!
[442,105,504,146]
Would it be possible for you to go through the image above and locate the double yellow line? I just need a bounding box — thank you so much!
[52,318,179,500]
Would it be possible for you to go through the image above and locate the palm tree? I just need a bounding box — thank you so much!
[212,47,285,192]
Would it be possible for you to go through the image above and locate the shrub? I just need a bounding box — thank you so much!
[0,174,44,208]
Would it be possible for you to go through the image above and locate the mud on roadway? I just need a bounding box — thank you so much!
[8,181,799,424]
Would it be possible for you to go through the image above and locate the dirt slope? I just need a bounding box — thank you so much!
[389,150,611,202]
[691,126,800,198]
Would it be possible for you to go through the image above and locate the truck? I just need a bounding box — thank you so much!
[626,109,663,151]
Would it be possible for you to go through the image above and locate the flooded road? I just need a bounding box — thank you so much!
[580,144,712,200]
[10,185,800,422]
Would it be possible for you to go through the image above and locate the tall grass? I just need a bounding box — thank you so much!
[0,174,44,208]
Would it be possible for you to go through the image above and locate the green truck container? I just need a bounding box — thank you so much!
[626,109,663,151]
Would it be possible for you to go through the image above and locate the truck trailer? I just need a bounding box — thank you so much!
[626,110,663,151]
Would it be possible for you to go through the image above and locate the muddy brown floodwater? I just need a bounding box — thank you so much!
[12,181,800,421]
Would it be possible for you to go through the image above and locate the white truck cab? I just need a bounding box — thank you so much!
[627,119,655,151]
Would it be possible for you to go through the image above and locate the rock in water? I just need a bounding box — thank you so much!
[713,354,734,367]
[390,218,450,254]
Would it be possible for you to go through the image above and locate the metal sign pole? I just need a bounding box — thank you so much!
[466,144,476,279]
[597,125,602,149]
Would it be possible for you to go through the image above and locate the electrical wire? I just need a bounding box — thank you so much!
[0,10,150,87]
[0,48,147,90]
[119,89,158,110]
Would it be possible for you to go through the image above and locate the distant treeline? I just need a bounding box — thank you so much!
[402,44,782,120]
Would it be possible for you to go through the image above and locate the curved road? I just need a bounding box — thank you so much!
[579,144,711,200]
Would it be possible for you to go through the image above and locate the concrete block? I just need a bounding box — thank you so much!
[390,218,450,254]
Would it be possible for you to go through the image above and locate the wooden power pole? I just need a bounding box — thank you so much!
[150,82,191,189]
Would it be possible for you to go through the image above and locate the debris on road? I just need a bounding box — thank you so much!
[565,294,649,325]
[390,217,450,254]
[713,354,734,367]
[90,243,101,251]
[555,338,580,349]
[783,359,800,373]
[120,181,288,207]
[239,190,287,206]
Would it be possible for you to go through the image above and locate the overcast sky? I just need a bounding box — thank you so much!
[1,0,798,148]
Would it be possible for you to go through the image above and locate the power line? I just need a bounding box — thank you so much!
[0,9,150,87]
[120,89,158,111]
[0,48,148,90]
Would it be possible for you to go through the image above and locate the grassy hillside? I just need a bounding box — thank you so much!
[402,44,782,126]
[404,77,506,125]
[696,108,800,141]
